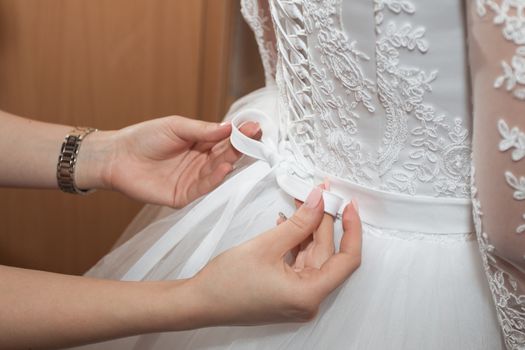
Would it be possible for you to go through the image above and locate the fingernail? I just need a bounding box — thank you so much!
[278,212,288,221]
[323,177,331,191]
[304,187,323,208]
[351,199,359,214]
[254,122,261,133]
[219,121,231,127]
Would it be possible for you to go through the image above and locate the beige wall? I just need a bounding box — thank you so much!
[0,0,264,275]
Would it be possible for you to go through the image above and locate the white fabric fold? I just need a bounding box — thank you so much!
[121,161,271,281]
[122,108,473,281]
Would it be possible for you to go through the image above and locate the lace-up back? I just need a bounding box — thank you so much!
[243,0,471,199]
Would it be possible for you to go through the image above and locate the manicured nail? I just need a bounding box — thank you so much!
[351,199,359,214]
[305,187,323,208]
[323,177,331,191]
[219,121,231,127]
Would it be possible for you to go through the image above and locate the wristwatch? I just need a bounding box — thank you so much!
[56,127,98,195]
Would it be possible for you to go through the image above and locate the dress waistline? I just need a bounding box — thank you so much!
[120,108,474,281]
[231,109,473,235]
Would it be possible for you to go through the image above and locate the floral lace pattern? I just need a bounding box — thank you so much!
[500,119,525,161]
[500,119,525,234]
[374,0,471,197]
[505,170,525,233]
[477,0,525,101]
[241,0,278,85]
[302,0,377,183]
[473,165,525,349]
[265,0,471,198]
[472,3,525,348]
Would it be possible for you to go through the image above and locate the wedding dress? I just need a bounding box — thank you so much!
[72,0,515,349]
[469,1,525,349]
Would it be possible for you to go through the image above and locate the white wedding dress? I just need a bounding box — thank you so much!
[73,0,506,349]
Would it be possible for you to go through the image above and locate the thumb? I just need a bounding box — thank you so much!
[313,201,362,295]
[270,187,325,253]
[168,116,232,143]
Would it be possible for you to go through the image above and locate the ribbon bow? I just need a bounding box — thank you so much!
[121,109,345,281]
[230,109,346,217]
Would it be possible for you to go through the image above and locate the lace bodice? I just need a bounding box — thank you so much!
[242,1,525,348]
[243,0,471,199]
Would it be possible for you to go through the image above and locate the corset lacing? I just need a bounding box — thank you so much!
[270,0,316,162]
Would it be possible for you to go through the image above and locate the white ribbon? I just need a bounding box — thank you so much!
[230,110,346,216]
[122,109,339,281]
[121,161,270,281]
[178,110,342,279]
[122,108,473,281]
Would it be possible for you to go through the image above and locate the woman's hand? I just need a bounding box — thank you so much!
[76,116,260,208]
[278,183,341,272]
[0,187,361,349]
[182,187,362,327]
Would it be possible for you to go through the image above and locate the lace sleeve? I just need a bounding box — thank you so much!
[241,0,277,85]
[468,1,525,348]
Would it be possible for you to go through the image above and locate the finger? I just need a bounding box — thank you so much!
[195,122,262,155]
[313,212,335,251]
[294,250,306,271]
[205,121,261,155]
[340,200,362,258]
[262,187,325,253]
[295,197,311,251]
[168,116,232,143]
[301,183,333,249]
[315,201,362,295]
[274,213,305,263]
[312,179,333,247]
[239,121,263,139]
[211,122,262,161]
[305,213,334,270]
[200,122,262,177]
[299,235,313,251]
[276,212,287,226]
[189,162,233,200]
[290,245,301,263]
[295,183,319,249]
[295,180,326,210]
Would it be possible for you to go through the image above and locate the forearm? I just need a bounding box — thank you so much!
[0,265,201,349]
[0,110,113,190]
[0,111,72,188]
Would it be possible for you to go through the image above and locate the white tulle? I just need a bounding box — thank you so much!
[70,88,504,350]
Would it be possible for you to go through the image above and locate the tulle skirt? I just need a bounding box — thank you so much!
[72,88,504,350]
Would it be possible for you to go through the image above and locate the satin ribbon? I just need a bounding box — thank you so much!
[122,108,473,281]
[230,110,346,216]
[178,110,337,279]
[121,161,271,281]
[122,109,333,281]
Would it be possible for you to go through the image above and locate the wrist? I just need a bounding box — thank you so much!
[152,278,210,331]
[74,130,116,191]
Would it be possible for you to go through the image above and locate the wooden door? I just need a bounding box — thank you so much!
[0,0,263,275]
